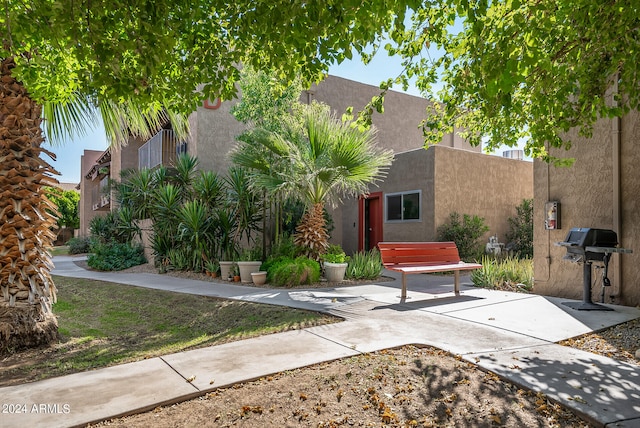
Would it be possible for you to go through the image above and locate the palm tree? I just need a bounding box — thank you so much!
[232,104,393,259]
[0,57,188,350]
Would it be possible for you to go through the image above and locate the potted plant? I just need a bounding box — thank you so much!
[204,260,219,278]
[322,244,350,282]
[231,263,241,282]
[220,261,234,280]
[236,247,263,283]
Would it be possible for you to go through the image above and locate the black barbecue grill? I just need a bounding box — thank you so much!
[556,228,632,311]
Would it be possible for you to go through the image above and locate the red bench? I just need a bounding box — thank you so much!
[378,242,483,299]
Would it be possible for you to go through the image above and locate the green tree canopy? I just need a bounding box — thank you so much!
[2,1,413,140]
[378,0,640,163]
[45,187,80,229]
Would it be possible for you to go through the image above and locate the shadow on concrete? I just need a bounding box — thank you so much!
[466,348,640,426]
[372,294,484,311]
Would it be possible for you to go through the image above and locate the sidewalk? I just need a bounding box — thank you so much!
[2,256,639,427]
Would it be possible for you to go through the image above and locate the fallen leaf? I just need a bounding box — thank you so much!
[186,375,196,383]
[491,414,502,424]
[381,407,397,423]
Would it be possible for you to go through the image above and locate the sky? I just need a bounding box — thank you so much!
[44,50,524,185]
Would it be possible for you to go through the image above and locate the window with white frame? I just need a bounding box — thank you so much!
[385,190,421,222]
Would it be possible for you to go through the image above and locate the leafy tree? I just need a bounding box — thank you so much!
[231,68,305,134]
[369,1,640,163]
[437,212,489,261]
[232,103,393,259]
[1,0,409,350]
[506,199,534,259]
[45,187,80,229]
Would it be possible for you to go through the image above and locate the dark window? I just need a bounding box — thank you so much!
[385,191,421,222]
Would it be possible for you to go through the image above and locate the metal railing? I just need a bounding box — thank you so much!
[138,129,179,170]
[92,176,111,211]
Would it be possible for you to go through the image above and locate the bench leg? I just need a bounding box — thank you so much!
[401,273,407,300]
[454,271,460,295]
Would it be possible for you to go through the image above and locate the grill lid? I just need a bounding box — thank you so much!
[559,228,618,248]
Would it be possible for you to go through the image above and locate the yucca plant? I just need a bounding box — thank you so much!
[171,153,199,197]
[193,171,225,209]
[177,200,213,272]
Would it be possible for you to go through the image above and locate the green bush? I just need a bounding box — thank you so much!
[270,256,320,287]
[269,233,304,259]
[67,237,91,255]
[262,256,292,282]
[506,199,533,258]
[437,212,489,261]
[346,248,382,280]
[322,244,349,264]
[471,256,533,292]
[87,242,147,271]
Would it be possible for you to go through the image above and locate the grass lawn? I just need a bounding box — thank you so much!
[1,275,338,386]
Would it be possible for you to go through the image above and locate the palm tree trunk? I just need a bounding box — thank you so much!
[0,57,59,350]
[294,202,329,259]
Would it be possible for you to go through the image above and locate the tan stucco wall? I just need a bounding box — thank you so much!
[309,75,481,154]
[78,150,103,237]
[109,137,144,209]
[189,99,247,175]
[433,146,533,244]
[340,146,532,255]
[534,111,640,306]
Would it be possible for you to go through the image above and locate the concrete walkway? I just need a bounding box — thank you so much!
[2,256,639,428]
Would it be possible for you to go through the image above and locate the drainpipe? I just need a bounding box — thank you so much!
[612,78,622,301]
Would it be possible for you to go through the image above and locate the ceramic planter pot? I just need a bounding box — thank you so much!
[324,262,348,282]
[251,271,268,286]
[219,261,234,281]
[237,261,263,283]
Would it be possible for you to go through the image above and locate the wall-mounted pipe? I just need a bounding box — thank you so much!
[612,78,622,300]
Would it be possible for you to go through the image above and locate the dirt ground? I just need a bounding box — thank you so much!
[86,265,639,428]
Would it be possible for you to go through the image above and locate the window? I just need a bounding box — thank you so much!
[385,190,421,222]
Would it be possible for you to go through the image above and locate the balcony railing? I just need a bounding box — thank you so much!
[138,129,180,170]
[92,176,111,211]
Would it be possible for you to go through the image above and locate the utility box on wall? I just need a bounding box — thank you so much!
[544,201,561,230]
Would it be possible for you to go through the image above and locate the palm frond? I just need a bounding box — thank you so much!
[41,93,98,145]
[42,92,190,149]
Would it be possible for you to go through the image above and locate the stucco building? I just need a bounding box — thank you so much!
[78,75,532,260]
[533,109,640,307]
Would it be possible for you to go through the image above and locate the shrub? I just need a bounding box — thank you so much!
[322,244,349,264]
[437,212,489,261]
[346,248,383,280]
[269,233,304,260]
[506,199,533,258]
[87,242,147,271]
[67,237,91,255]
[89,213,119,243]
[270,256,320,287]
[471,256,533,292]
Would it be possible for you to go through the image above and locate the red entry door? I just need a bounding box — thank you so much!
[359,192,383,251]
